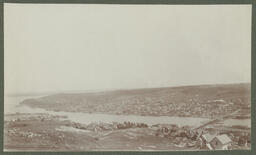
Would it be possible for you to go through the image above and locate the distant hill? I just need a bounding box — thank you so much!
[21,83,250,118]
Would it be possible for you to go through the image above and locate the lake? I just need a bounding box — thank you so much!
[5,95,249,127]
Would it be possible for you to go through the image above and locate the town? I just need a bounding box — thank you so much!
[4,83,251,151]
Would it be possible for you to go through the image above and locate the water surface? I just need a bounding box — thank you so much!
[6,96,250,127]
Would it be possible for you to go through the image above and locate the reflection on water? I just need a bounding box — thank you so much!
[57,112,210,126]
[4,96,250,127]
[222,119,251,127]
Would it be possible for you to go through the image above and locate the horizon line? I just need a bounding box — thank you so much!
[5,82,251,96]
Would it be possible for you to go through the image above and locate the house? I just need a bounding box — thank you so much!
[200,133,216,149]
[202,133,216,143]
[200,133,232,150]
[210,134,232,150]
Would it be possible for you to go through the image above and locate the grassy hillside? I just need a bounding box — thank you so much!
[20,83,250,118]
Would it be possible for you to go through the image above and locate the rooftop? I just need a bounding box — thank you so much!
[202,133,216,142]
[215,134,232,144]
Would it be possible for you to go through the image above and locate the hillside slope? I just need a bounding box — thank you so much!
[21,83,250,118]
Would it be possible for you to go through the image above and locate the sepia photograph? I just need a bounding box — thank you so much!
[3,3,251,151]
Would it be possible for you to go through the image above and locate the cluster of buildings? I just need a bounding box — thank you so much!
[114,96,237,118]
[200,133,232,150]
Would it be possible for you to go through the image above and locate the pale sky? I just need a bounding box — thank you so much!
[4,4,251,94]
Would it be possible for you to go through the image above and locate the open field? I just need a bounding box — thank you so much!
[4,113,199,151]
[4,83,251,151]
[4,113,250,151]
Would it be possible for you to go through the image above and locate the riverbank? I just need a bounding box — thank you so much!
[4,113,198,151]
[4,83,251,151]
[4,113,250,151]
